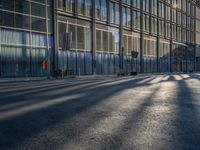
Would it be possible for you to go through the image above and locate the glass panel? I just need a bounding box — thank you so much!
[15,0,30,14]
[15,14,30,30]
[77,26,85,49]
[31,2,46,18]
[31,17,46,32]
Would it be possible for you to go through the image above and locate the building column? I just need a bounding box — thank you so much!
[45,0,50,78]
[157,37,160,73]
[119,0,124,74]
[169,40,173,72]
[92,0,96,75]
[169,0,173,73]
[194,6,197,72]
[193,45,196,71]
[156,0,160,73]
[53,0,58,76]
[140,0,144,73]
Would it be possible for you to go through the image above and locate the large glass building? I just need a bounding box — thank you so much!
[195,4,200,71]
[0,0,197,77]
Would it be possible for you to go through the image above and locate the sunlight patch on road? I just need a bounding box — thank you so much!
[173,75,183,81]
[136,76,155,84]
[179,74,190,79]
[162,75,170,81]
[0,94,86,121]
[147,75,164,84]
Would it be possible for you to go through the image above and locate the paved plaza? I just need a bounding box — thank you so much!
[0,74,200,150]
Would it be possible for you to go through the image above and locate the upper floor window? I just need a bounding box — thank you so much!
[123,0,131,5]
[110,2,120,24]
[57,0,75,13]
[123,7,131,27]
[143,0,150,12]
[159,2,164,18]
[151,0,157,15]
[133,10,141,30]
[96,0,107,21]
[133,0,140,9]
[78,0,92,17]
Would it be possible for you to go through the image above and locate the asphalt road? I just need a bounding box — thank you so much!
[0,74,200,150]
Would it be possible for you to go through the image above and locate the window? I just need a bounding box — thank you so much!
[151,17,157,34]
[31,17,46,32]
[96,0,107,21]
[110,3,114,23]
[177,11,181,25]
[172,24,176,39]
[58,22,66,48]
[57,0,63,9]
[101,0,107,21]
[110,27,119,53]
[110,2,120,25]
[68,24,76,49]
[159,20,164,36]
[115,4,120,24]
[123,0,131,5]
[182,14,186,27]
[172,9,176,23]
[78,0,92,17]
[151,0,157,15]
[143,14,149,32]
[66,0,75,12]
[96,26,119,53]
[133,10,141,30]
[103,31,108,52]
[123,7,131,27]
[31,2,46,18]
[165,22,170,38]
[159,2,164,18]
[143,0,149,12]
[96,0,101,19]
[123,7,127,26]
[166,5,170,20]
[0,11,14,27]
[0,0,14,11]
[96,30,101,51]
[133,0,140,9]
[15,0,30,14]
[15,14,30,29]
[58,18,91,51]
[77,26,85,49]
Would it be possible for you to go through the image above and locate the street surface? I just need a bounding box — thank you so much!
[0,74,200,150]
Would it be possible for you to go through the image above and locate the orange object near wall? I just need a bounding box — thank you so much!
[42,60,48,70]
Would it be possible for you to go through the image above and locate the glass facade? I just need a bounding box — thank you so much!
[0,0,53,77]
[195,6,200,71]
[0,0,197,77]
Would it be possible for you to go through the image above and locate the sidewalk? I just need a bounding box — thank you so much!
[0,72,192,83]
[0,74,133,83]
[0,76,52,83]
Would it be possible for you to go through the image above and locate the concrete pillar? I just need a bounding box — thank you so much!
[140,0,144,73]
[53,0,58,75]
[169,0,173,73]
[92,0,96,75]
[156,0,160,73]
[119,0,124,74]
